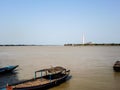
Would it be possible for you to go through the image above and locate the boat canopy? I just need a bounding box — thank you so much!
[34,66,66,79]
[35,66,66,74]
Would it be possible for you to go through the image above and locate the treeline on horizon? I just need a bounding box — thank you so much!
[0,44,42,46]
[64,43,120,46]
[0,43,120,46]
[0,44,59,46]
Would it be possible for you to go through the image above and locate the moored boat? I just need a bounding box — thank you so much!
[113,61,120,72]
[6,66,70,90]
[0,65,19,74]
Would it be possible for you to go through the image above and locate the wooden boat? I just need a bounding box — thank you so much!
[113,61,120,72]
[6,66,70,90]
[0,65,19,74]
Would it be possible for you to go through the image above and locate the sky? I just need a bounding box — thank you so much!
[0,0,120,45]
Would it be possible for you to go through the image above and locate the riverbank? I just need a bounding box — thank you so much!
[0,43,120,46]
[64,43,120,46]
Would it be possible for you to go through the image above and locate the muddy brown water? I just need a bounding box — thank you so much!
[0,46,120,90]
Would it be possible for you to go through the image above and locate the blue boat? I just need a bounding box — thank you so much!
[0,65,19,74]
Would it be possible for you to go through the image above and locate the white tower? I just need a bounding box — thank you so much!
[82,33,85,44]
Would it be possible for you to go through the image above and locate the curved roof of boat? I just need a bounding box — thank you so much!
[35,66,66,73]
[48,66,66,73]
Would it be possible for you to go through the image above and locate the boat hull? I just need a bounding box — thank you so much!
[113,66,120,72]
[0,65,19,74]
[11,70,70,90]
[113,61,120,72]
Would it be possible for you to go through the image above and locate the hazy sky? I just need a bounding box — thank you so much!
[0,0,120,45]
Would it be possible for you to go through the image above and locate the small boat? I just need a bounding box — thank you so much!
[113,61,120,72]
[0,65,19,74]
[5,66,70,90]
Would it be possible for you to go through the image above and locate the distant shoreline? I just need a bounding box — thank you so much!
[0,45,61,46]
[64,43,120,46]
[0,43,120,46]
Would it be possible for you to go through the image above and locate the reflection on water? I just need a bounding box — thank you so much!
[0,71,19,88]
[0,46,120,90]
[113,72,120,90]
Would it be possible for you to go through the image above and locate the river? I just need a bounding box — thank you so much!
[0,46,120,90]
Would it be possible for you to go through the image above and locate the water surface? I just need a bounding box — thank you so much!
[0,46,120,90]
